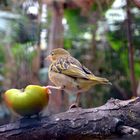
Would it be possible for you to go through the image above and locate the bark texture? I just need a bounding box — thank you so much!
[0,97,140,140]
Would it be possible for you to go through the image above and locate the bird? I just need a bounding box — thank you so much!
[46,48,111,108]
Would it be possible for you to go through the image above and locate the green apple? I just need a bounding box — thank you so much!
[4,85,49,116]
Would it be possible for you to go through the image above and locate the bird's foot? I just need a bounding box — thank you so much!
[47,89,52,95]
[46,85,61,90]
[43,86,52,94]
[69,103,79,109]
[44,85,62,94]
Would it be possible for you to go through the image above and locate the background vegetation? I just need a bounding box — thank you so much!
[0,0,140,124]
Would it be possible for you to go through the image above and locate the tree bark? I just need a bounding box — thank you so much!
[126,0,137,97]
[47,1,64,57]
[0,97,140,140]
[46,2,69,114]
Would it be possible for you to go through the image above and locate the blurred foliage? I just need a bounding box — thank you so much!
[0,46,5,63]
[12,43,37,65]
[0,0,139,117]
[64,9,88,36]
[62,1,140,107]
[11,17,39,43]
[107,7,140,81]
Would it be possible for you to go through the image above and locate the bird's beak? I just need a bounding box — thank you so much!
[45,55,52,61]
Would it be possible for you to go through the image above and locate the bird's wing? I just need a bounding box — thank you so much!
[51,56,94,79]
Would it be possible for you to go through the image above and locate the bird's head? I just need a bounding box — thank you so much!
[46,48,70,62]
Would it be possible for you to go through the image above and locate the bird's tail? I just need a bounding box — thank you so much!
[88,75,112,85]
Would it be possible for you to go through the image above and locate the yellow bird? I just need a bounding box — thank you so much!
[46,48,111,108]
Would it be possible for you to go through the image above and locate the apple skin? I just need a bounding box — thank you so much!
[4,85,49,116]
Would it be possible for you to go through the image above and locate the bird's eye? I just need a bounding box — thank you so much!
[51,52,54,56]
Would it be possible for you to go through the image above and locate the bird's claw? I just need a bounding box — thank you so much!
[46,85,61,90]
[48,89,52,95]
[45,85,62,94]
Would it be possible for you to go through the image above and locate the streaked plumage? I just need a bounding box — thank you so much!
[47,48,111,107]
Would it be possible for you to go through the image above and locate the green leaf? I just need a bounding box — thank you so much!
[135,62,140,79]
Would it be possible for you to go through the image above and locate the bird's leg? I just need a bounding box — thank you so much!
[69,92,81,109]
[76,92,80,105]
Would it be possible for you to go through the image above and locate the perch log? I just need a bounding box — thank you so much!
[0,97,140,140]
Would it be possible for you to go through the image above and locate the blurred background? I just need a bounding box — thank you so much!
[0,0,140,125]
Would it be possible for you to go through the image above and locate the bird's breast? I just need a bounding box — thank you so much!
[48,71,81,93]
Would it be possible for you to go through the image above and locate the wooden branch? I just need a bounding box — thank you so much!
[0,97,140,140]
